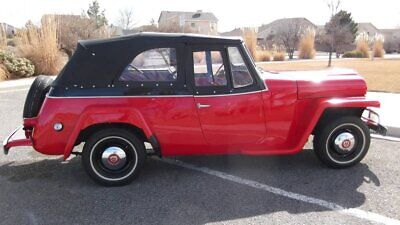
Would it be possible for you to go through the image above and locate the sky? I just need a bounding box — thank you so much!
[0,0,399,32]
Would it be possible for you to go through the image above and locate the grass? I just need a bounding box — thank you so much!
[356,33,370,58]
[373,39,385,58]
[298,30,316,59]
[0,24,6,49]
[258,58,400,93]
[242,29,258,60]
[255,50,271,62]
[15,16,61,75]
[0,65,9,81]
[273,51,285,61]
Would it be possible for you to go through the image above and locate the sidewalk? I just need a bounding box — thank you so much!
[1,77,399,138]
[367,92,400,139]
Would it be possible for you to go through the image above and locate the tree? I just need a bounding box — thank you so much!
[87,0,108,28]
[325,10,358,63]
[117,8,136,30]
[275,20,304,59]
[326,0,341,67]
[55,15,110,58]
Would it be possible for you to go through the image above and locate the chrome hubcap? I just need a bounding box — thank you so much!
[101,147,127,170]
[334,132,355,153]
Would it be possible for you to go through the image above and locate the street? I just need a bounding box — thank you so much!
[0,86,399,225]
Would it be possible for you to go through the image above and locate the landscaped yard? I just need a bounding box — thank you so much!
[258,58,400,93]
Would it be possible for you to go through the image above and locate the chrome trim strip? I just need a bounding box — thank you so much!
[46,90,268,99]
[47,95,194,99]
[195,90,267,98]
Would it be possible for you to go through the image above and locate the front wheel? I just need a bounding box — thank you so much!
[313,116,370,168]
[82,128,146,186]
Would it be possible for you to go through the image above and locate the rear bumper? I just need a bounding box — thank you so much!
[362,108,387,136]
[2,126,33,155]
[2,118,37,155]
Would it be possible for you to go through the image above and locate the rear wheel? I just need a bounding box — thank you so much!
[82,128,146,186]
[313,117,370,168]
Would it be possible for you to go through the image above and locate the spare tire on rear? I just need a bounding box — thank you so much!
[23,75,54,118]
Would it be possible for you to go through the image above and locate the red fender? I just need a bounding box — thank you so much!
[63,106,152,159]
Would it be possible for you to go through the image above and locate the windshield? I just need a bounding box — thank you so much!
[241,43,265,74]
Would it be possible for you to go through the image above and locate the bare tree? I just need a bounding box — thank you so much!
[55,15,110,58]
[275,20,304,59]
[326,0,341,67]
[117,8,136,30]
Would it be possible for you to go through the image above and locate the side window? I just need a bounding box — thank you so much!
[193,51,227,87]
[119,48,178,82]
[227,47,254,88]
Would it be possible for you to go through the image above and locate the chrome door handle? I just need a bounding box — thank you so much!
[197,103,211,109]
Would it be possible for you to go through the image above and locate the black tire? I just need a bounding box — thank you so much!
[23,75,54,118]
[313,116,370,168]
[82,128,146,186]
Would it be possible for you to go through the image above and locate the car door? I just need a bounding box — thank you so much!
[188,45,267,151]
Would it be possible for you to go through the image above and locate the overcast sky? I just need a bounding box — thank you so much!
[0,0,399,32]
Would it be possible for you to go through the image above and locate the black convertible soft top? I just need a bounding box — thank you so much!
[53,32,242,87]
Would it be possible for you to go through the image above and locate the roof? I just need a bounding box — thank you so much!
[380,29,400,35]
[0,22,15,35]
[79,32,241,47]
[158,10,218,23]
[258,18,317,39]
[220,27,258,37]
[357,23,380,35]
[54,32,241,87]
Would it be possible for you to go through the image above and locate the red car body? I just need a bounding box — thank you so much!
[6,69,379,156]
[2,33,386,185]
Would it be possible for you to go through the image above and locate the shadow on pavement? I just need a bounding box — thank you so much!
[0,149,380,225]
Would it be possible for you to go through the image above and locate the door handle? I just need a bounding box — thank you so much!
[197,103,211,109]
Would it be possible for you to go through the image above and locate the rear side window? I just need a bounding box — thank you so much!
[119,48,178,82]
[193,51,227,87]
[227,47,254,88]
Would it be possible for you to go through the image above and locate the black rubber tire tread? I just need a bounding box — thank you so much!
[313,116,370,168]
[82,128,146,186]
[22,75,54,118]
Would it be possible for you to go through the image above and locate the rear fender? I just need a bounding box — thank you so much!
[63,106,152,159]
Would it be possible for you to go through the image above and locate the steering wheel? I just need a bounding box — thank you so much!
[128,64,144,74]
[215,64,225,77]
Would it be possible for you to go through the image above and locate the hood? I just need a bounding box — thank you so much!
[261,68,367,99]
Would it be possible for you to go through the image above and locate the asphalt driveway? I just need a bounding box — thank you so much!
[0,86,399,225]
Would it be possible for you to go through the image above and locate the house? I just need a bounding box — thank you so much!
[357,23,380,37]
[220,27,258,37]
[257,18,317,47]
[381,29,400,53]
[158,10,218,35]
[0,23,15,36]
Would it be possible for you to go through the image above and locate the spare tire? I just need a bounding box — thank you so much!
[23,75,54,118]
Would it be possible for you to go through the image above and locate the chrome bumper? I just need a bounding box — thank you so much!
[362,109,387,136]
[2,126,33,155]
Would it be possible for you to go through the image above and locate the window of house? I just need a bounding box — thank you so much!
[227,47,254,88]
[119,48,178,82]
[193,51,227,87]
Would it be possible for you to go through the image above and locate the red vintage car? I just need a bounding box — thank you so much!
[3,33,386,186]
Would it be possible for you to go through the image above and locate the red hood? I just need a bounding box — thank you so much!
[261,68,367,99]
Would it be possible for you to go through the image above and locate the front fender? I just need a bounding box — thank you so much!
[294,96,380,152]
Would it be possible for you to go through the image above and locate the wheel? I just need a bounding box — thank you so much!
[23,75,54,118]
[313,116,370,168]
[82,128,146,186]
